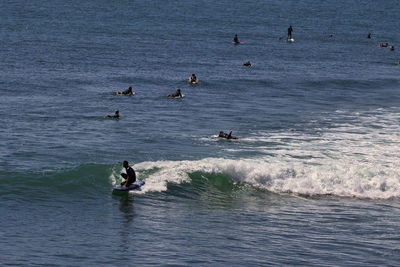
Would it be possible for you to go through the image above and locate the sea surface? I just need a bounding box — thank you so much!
[1,0,400,265]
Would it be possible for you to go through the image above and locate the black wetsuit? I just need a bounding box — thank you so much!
[287,26,293,39]
[234,35,239,43]
[122,88,132,95]
[121,166,136,186]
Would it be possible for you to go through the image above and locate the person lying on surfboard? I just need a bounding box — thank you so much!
[218,130,238,140]
[168,88,183,98]
[242,61,251,66]
[106,109,120,119]
[121,160,136,189]
[116,86,134,95]
[188,74,198,84]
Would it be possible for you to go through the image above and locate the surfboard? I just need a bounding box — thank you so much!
[287,38,294,42]
[168,94,185,98]
[188,79,198,84]
[232,42,247,45]
[105,115,122,119]
[112,181,145,195]
[213,134,239,140]
[116,92,136,96]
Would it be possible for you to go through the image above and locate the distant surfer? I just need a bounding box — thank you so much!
[233,34,239,44]
[378,43,389,48]
[188,73,198,84]
[168,88,183,98]
[106,109,120,119]
[390,45,395,51]
[287,25,293,40]
[367,33,371,39]
[121,160,136,189]
[242,61,251,66]
[218,130,238,140]
[116,86,134,95]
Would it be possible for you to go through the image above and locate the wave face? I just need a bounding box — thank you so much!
[119,108,400,199]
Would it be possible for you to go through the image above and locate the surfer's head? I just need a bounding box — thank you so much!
[123,160,129,168]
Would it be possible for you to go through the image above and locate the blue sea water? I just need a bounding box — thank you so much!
[1,0,400,265]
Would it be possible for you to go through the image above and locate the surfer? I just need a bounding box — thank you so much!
[121,160,136,189]
[367,33,371,39]
[106,109,120,119]
[233,34,239,44]
[116,86,134,95]
[189,74,198,84]
[379,43,389,48]
[168,88,183,98]
[390,45,395,51]
[287,25,293,40]
[242,61,251,66]
[218,130,238,140]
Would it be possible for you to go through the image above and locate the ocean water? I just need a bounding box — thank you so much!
[1,0,400,265]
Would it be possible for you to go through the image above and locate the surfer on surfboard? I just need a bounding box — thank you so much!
[233,34,240,44]
[121,160,136,189]
[218,130,238,140]
[106,109,121,119]
[287,25,293,40]
[116,86,134,96]
[242,61,251,66]
[188,73,198,84]
[168,88,183,98]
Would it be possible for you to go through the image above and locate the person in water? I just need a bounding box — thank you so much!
[242,61,251,66]
[287,25,293,39]
[390,45,395,51]
[189,74,197,83]
[117,86,133,95]
[218,130,237,140]
[168,88,183,98]
[121,160,136,188]
[367,33,371,39]
[233,34,239,44]
[106,109,120,118]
